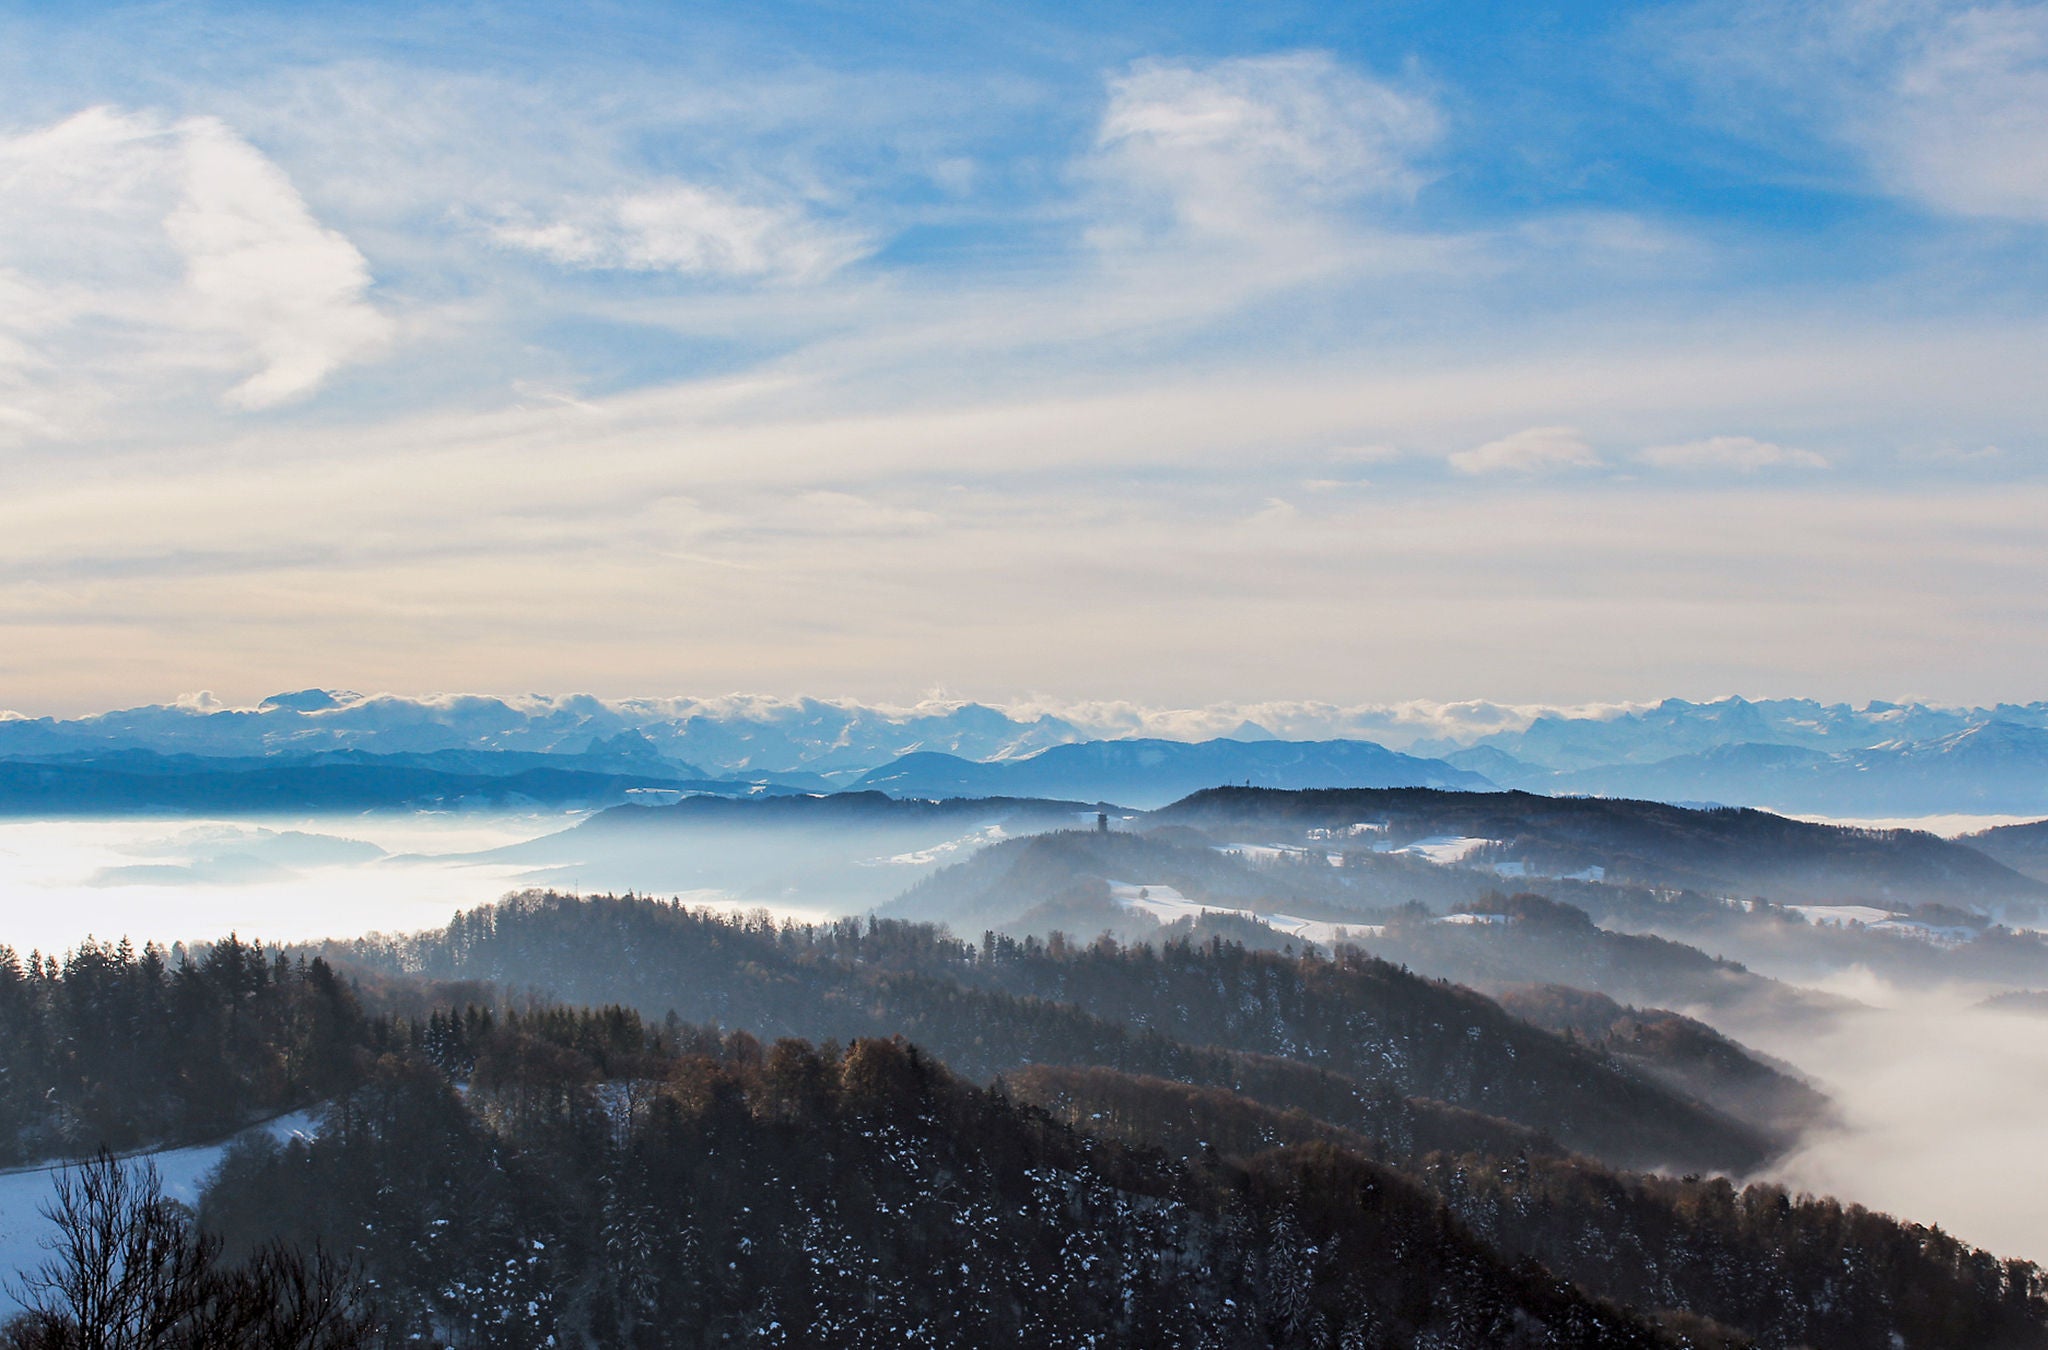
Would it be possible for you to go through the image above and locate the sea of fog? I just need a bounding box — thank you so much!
[0,812,597,955]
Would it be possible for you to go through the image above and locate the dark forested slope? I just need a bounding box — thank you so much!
[196,1031,1679,1350]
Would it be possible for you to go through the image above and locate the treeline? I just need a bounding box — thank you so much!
[0,938,364,1164]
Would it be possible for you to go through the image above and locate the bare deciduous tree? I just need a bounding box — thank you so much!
[2,1149,373,1350]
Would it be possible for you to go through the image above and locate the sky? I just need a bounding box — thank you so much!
[1,0,2044,716]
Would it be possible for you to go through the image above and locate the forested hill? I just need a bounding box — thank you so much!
[0,937,361,1166]
[323,891,1773,1175]
[1155,786,2048,907]
[1970,819,2048,884]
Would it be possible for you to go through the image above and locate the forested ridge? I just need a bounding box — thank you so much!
[1015,1065,2040,1350]
[196,1025,1682,1348]
[323,890,1773,1174]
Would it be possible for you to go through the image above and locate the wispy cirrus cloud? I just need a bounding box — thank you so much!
[1090,51,1440,244]
[1661,0,2048,222]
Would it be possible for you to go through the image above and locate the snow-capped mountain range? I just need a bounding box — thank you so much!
[1,691,2045,815]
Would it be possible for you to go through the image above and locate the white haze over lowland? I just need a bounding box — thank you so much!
[0,811,919,955]
[0,815,575,955]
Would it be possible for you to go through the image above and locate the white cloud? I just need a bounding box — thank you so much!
[490,183,869,281]
[1449,426,1602,475]
[1638,435,1829,471]
[0,106,390,414]
[1094,51,1440,240]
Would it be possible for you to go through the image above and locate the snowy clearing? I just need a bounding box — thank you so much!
[0,1109,322,1318]
[1781,905,1979,948]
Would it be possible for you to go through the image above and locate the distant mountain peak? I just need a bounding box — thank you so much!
[256,689,362,712]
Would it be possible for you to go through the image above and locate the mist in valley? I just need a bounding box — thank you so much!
[0,806,1080,953]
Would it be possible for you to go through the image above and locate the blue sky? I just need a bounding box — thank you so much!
[0,0,2044,713]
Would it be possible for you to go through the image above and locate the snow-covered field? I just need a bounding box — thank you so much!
[1221,835,1503,868]
[0,1110,321,1318]
[1108,882,1383,946]
[1387,835,1497,865]
[863,825,1011,868]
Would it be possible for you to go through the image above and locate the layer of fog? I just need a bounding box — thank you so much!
[1711,974,2048,1266]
